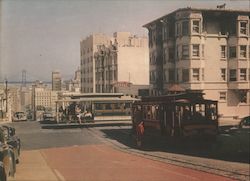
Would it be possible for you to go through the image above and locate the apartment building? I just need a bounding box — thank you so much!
[80,34,111,93]
[94,32,149,94]
[143,8,250,121]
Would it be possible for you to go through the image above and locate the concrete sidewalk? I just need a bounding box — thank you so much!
[9,150,59,181]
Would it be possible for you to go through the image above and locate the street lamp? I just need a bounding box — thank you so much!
[5,79,8,113]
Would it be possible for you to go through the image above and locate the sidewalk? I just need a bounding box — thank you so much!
[9,150,59,181]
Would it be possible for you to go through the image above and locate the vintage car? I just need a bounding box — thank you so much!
[216,116,250,155]
[43,112,55,122]
[239,116,250,129]
[0,161,6,181]
[12,112,27,122]
[2,126,21,164]
[0,127,16,180]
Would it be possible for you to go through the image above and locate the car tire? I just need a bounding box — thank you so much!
[0,165,6,181]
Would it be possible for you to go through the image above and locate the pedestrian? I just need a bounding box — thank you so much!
[75,105,82,124]
[133,105,144,147]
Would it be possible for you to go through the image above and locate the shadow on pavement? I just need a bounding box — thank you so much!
[40,122,132,129]
[101,128,250,164]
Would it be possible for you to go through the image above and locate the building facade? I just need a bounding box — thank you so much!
[31,81,58,120]
[52,71,62,91]
[94,32,149,94]
[143,8,250,120]
[80,34,111,93]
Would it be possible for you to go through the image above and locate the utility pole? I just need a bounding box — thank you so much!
[5,79,8,114]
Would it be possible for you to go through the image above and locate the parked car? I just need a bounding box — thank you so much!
[12,112,27,122]
[239,116,250,129]
[2,126,21,164]
[0,128,16,180]
[0,161,6,181]
[216,116,250,155]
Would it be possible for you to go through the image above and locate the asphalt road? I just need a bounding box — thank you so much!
[11,122,102,150]
[4,121,250,181]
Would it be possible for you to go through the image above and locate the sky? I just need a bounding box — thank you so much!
[0,0,249,82]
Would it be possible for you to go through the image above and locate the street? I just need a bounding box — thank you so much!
[5,121,250,181]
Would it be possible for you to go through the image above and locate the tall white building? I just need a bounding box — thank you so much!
[80,34,111,93]
[94,32,149,94]
[143,7,250,122]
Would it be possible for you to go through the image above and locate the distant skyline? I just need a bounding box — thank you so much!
[1,0,249,82]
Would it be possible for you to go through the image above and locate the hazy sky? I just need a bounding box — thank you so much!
[0,0,249,82]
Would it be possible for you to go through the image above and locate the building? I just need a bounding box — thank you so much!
[80,34,111,93]
[143,8,250,121]
[31,81,58,120]
[0,86,7,121]
[94,32,149,95]
[52,70,62,91]
[65,67,81,93]
[19,86,32,113]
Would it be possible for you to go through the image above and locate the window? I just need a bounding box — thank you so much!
[163,49,167,64]
[192,44,200,57]
[219,92,227,101]
[176,23,181,36]
[106,71,109,80]
[239,90,248,103]
[182,21,189,36]
[249,46,250,59]
[221,69,226,81]
[240,45,247,58]
[150,71,156,81]
[240,22,247,35]
[182,45,189,59]
[202,44,205,58]
[114,70,117,80]
[169,69,175,82]
[176,68,179,82]
[192,69,200,81]
[240,69,247,81]
[221,46,226,59]
[229,46,236,58]
[201,68,204,81]
[163,69,167,81]
[182,69,189,82]
[229,69,237,81]
[176,45,180,60]
[168,47,174,60]
[192,20,200,33]
[163,26,168,40]
[249,68,250,80]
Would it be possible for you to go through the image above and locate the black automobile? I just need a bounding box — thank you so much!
[239,116,250,129]
[2,126,21,164]
[0,161,6,181]
[216,116,250,154]
[0,128,16,181]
